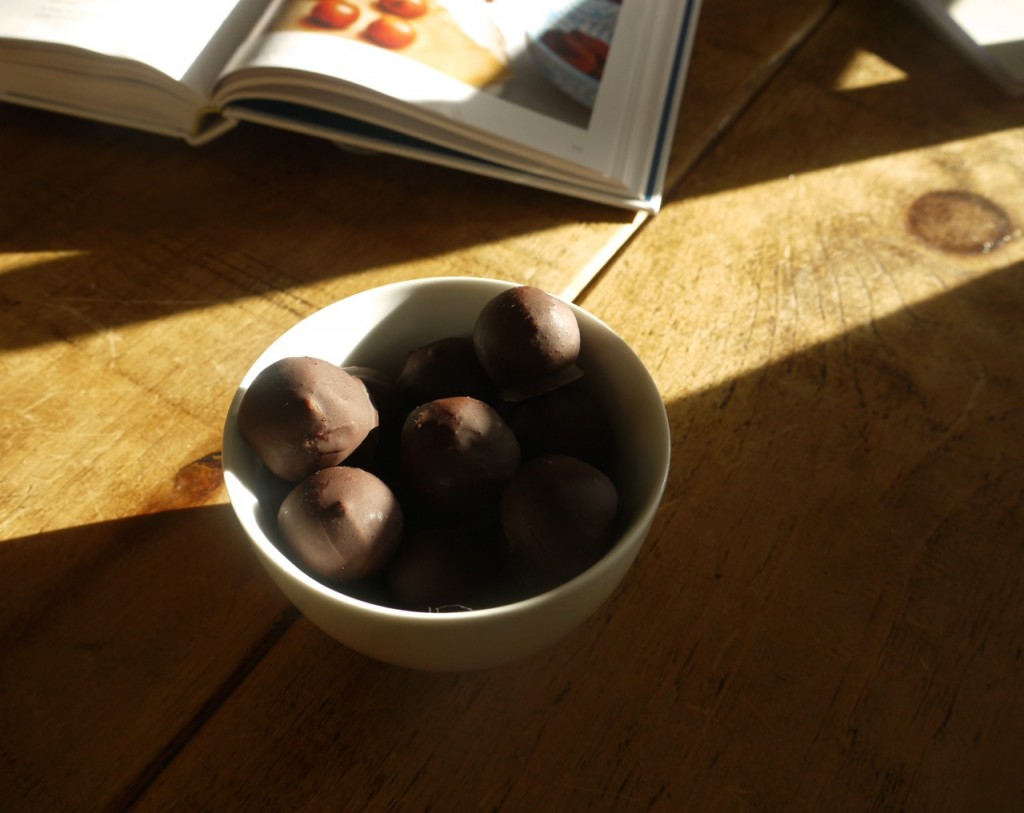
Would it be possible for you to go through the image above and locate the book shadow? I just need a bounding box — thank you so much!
[0,102,629,352]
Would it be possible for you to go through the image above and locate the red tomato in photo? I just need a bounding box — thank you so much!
[541,28,607,78]
[378,0,429,19]
[309,0,360,29]
[365,16,417,48]
[568,31,609,66]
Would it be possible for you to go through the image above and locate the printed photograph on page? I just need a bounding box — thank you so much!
[263,0,623,128]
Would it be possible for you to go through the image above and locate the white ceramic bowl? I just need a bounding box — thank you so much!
[222,277,670,671]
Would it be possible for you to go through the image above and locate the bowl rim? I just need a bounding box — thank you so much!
[222,276,670,624]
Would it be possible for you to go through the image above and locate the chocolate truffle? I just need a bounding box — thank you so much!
[342,365,407,427]
[502,376,614,470]
[473,286,583,400]
[397,336,496,405]
[400,396,520,514]
[343,364,407,479]
[501,454,618,584]
[278,466,403,582]
[386,524,502,611]
[238,356,378,483]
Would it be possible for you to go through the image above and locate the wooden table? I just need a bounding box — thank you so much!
[3,0,1024,809]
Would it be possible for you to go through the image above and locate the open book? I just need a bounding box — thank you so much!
[0,0,703,212]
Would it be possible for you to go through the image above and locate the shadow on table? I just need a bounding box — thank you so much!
[0,103,630,353]
[6,249,1015,806]
[37,250,1017,811]
[3,250,1022,810]
[0,501,298,812]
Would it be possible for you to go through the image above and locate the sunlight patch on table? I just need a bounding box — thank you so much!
[831,47,908,92]
[0,250,89,276]
[595,130,1024,407]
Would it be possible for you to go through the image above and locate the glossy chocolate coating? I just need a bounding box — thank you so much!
[278,466,403,582]
[473,286,582,400]
[501,454,618,584]
[238,356,378,483]
[397,337,496,405]
[400,396,521,514]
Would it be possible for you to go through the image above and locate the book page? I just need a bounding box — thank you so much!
[0,0,254,82]
[218,0,648,172]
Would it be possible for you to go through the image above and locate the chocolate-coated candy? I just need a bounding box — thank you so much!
[343,365,407,426]
[501,454,618,584]
[397,337,496,405]
[343,365,408,480]
[473,286,582,400]
[278,466,403,582]
[386,524,502,611]
[400,396,520,514]
[502,376,613,470]
[238,356,378,482]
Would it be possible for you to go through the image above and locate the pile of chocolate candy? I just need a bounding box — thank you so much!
[238,286,619,611]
